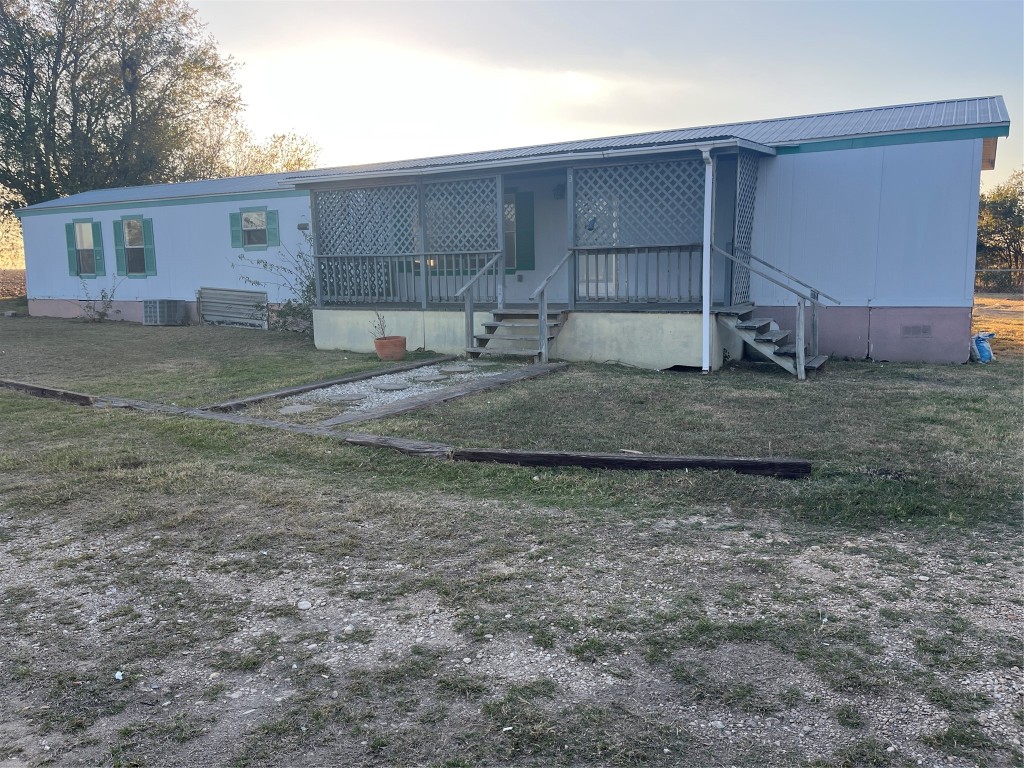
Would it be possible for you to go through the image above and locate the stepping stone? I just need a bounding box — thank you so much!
[373,382,409,391]
[278,404,315,415]
[412,374,447,383]
[439,365,473,374]
[465,360,497,367]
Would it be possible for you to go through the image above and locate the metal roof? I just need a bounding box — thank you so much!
[285,96,1010,184]
[19,170,299,213]
[19,95,1009,212]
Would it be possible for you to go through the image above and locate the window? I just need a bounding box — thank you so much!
[242,211,267,246]
[122,218,146,275]
[64,220,105,277]
[114,216,156,277]
[230,208,280,250]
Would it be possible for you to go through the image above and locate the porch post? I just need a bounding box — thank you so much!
[417,181,428,310]
[496,174,506,310]
[701,150,714,373]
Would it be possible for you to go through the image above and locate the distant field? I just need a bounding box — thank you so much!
[974,293,1023,350]
[0,269,25,298]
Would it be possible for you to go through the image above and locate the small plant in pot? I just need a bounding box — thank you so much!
[370,311,407,361]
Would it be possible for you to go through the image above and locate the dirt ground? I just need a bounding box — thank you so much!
[0,487,1020,767]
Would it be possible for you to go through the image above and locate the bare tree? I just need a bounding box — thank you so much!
[0,0,241,209]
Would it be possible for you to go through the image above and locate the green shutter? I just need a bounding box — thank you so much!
[142,218,157,275]
[91,221,106,276]
[113,220,126,275]
[266,210,280,246]
[515,192,535,270]
[65,223,78,275]
[229,212,243,247]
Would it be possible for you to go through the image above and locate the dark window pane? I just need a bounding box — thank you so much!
[77,249,95,275]
[243,228,268,246]
[126,247,146,275]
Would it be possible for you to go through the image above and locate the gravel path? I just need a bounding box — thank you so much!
[285,362,507,413]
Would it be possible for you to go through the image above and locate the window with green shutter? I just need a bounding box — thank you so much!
[64,219,105,277]
[230,207,280,251]
[115,216,157,277]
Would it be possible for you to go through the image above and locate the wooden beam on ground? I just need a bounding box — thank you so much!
[198,355,458,412]
[13,379,811,479]
[0,379,97,406]
[319,361,569,427]
[450,448,812,478]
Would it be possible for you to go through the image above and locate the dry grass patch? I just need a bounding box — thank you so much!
[0,315,429,405]
[0,317,1021,767]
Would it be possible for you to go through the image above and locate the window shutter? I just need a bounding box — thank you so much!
[65,223,79,275]
[266,210,280,246]
[515,192,535,270]
[229,212,243,247]
[91,221,106,276]
[142,218,157,275]
[113,220,126,275]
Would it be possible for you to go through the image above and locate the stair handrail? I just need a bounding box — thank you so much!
[454,253,503,299]
[732,246,841,306]
[712,246,834,306]
[712,245,838,381]
[457,253,503,358]
[528,250,574,363]
[528,250,573,301]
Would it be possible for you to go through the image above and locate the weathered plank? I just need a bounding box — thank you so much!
[319,362,569,427]
[0,379,97,406]
[341,434,452,459]
[450,448,812,478]
[198,355,458,412]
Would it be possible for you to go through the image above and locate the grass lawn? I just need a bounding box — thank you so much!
[0,315,436,406]
[0,310,1021,767]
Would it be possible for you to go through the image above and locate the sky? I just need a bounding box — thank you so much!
[190,0,1023,189]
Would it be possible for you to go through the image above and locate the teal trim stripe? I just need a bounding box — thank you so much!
[16,188,308,218]
[775,126,1008,155]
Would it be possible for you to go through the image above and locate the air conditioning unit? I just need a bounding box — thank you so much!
[143,299,185,326]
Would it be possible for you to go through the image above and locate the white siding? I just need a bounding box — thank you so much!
[750,140,982,308]
[21,193,312,304]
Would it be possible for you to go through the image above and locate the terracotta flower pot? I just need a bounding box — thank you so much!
[373,335,407,361]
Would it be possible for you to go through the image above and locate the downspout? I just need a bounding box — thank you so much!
[701,149,714,373]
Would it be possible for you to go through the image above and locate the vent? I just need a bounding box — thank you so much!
[143,300,185,326]
[900,324,932,338]
[198,287,268,329]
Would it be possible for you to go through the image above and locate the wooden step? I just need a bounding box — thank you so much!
[491,311,564,320]
[805,355,829,371]
[466,347,540,357]
[754,329,790,344]
[475,333,555,341]
[735,317,774,331]
[775,343,798,357]
[483,321,561,329]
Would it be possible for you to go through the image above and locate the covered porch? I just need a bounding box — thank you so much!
[300,139,778,371]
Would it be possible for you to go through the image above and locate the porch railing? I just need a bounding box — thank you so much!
[317,252,502,308]
[712,245,840,381]
[574,245,702,304]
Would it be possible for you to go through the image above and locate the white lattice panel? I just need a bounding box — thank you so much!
[731,150,759,304]
[423,177,500,253]
[315,186,419,256]
[573,159,705,248]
